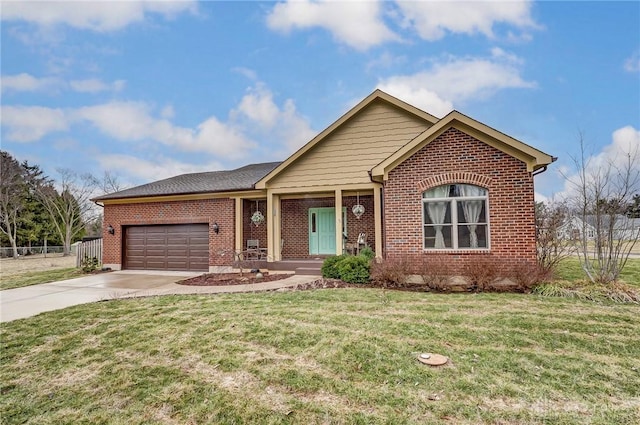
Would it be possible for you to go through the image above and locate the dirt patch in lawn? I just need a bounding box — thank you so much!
[0,254,76,277]
[178,272,294,286]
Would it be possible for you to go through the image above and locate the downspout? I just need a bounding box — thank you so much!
[369,170,386,260]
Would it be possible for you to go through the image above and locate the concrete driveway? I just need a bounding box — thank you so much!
[0,271,198,323]
[1,271,318,323]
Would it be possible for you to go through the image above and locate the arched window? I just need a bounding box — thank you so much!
[422,184,489,250]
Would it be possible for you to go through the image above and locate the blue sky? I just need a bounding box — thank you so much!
[1,0,639,201]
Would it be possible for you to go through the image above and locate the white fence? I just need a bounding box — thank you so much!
[76,239,103,267]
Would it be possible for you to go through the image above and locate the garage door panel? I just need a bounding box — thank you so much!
[166,236,189,245]
[124,224,209,271]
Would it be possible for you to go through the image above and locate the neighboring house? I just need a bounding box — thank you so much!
[560,214,640,241]
[558,216,596,240]
[93,90,555,273]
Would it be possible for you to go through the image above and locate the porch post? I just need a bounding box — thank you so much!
[234,198,243,255]
[374,184,383,260]
[335,188,343,255]
[274,194,281,261]
[266,190,274,262]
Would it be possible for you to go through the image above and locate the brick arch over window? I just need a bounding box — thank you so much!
[416,172,493,192]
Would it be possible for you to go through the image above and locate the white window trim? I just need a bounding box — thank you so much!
[421,186,491,251]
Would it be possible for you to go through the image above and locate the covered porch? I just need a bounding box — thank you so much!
[232,184,384,265]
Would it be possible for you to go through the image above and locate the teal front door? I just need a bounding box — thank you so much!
[309,207,346,255]
[309,208,335,255]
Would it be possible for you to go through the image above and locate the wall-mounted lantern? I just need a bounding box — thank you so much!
[107,225,115,235]
[212,222,220,234]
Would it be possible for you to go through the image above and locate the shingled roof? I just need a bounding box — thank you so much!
[93,162,282,201]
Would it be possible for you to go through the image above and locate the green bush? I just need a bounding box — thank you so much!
[81,255,99,273]
[321,255,347,279]
[359,247,375,261]
[336,255,370,284]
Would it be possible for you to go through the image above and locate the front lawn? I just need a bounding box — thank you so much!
[1,290,638,424]
[0,268,84,291]
[555,258,640,287]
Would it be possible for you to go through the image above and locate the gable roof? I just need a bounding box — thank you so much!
[255,89,438,189]
[371,110,556,180]
[93,162,281,202]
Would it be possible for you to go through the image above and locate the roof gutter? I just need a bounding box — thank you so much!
[532,156,558,176]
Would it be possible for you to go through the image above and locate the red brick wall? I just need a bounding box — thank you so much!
[243,199,267,250]
[281,196,375,259]
[103,198,235,268]
[384,127,537,273]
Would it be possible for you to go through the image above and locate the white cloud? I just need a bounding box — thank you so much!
[160,105,175,119]
[2,0,197,32]
[70,78,126,93]
[74,101,198,150]
[235,83,281,129]
[1,73,60,93]
[233,83,315,151]
[1,73,126,94]
[395,0,537,41]
[96,153,222,183]
[194,116,255,159]
[266,0,399,50]
[378,49,535,116]
[375,83,453,117]
[624,50,640,73]
[266,0,537,50]
[0,105,69,142]
[2,80,313,160]
[556,126,640,202]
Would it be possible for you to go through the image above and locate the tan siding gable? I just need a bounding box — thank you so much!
[270,100,430,189]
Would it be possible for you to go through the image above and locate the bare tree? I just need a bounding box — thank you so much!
[101,170,125,194]
[535,201,576,275]
[35,169,99,256]
[564,135,640,284]
[0,152,26,258]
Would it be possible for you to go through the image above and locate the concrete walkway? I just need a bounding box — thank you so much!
[0,271,320,323]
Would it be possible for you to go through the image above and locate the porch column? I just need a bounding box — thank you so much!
[267,192,281,262]
[335,188,343,255]
[374,184,383,260]
[274,194,281,261]
[267,190,274,262]
[234,198,243,255]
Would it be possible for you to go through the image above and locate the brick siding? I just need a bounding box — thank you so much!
[384,127,537,273]
[103,198,235,268]
[243,199,268,251]
[281,196,375,259]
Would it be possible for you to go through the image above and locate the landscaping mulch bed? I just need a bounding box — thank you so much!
[178,272,293,286]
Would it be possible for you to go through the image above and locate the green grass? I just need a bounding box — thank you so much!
[2,289,639,424]
[555,258,640,286]
[0,268,84,291]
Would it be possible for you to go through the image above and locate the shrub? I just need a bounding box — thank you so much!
[321,255,347,279]
[359,247,375,262]
[81,255,99,273]
[336,255,370,284]
[508,261,552,291]
[370,257,411,288]
[465,257,499,291]
[419,255,454,290]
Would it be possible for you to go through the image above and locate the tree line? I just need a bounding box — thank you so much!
[0,151,122,258]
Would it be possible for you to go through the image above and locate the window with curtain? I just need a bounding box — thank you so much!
[422,184,489,250]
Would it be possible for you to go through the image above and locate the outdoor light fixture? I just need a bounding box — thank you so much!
[212,222,220,234]
[107,225,115,235]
